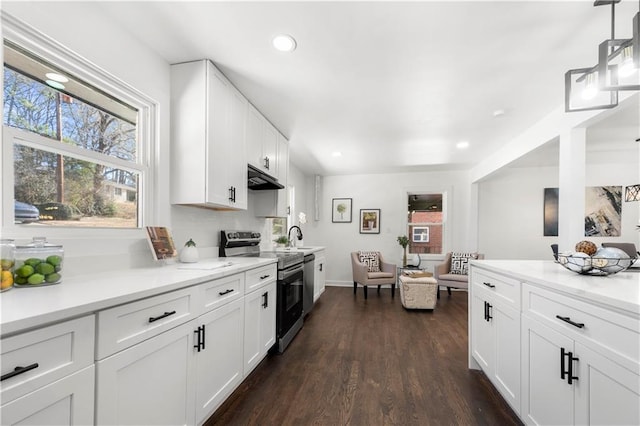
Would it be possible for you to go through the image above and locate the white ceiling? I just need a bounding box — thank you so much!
[98,0,640,176]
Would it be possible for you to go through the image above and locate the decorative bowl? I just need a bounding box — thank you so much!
[557,252,634,276]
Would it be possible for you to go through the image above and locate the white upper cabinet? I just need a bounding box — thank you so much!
[253,132,289,218]
[170,60,247,210]
[246,103,279,178]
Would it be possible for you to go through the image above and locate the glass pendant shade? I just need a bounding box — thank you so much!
[598,40,640,91]
[565,68,618,112]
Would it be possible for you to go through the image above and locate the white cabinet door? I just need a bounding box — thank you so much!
[244,281,276,376]
[275,133,289,216]
[96,320,196,426]
[206,67,232,207]
[194,298,244,424]
[262,121,278,176]
[493,302,520,411]
[0,366,94,426]
[246,104,264,171]
[228,87,248,209]
[521,315,575,426]
[574,342,640,426]
[313,253,326,302]
[470,289,494,372]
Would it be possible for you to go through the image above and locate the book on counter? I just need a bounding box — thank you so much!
[402,270,433,278]
[145,226,178,261]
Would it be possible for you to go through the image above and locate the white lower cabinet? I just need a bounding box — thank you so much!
[194,297,245,424]
[313,251,326,302]
[96,320,196,426]
[470,263,640,426]
[1,365,94,426]
[0,315,95,426]
[470,284,520,413]
[243,281,277,376]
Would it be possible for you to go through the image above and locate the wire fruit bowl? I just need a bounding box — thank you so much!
[557,253,634,276]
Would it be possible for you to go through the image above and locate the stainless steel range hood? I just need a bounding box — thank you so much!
[248,164,284,190]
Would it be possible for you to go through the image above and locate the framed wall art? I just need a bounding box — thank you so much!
[359,209,380,234]
[332,198,352,223]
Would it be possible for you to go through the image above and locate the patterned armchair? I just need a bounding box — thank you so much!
[434,252,484,298]
[351,251,397,299]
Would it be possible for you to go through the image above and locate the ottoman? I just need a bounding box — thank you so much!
[399,274,438,309]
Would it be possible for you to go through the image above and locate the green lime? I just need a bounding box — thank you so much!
[36,262,55,275]
[14,276,27,285]
[46,255,62,267]
[27,273,45,285]
[24,258,42,267]
[16,265,34,278]
[45,273,61,283]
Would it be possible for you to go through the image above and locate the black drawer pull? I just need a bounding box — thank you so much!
[556,315,585,329]
[218,289,234,296]
[148,310,176,323]
[260,274,270,280]
[482,282,495,288]
[1,363,39,381]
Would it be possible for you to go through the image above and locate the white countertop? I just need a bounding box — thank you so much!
[0,257,277,337]
[472,259,640,315]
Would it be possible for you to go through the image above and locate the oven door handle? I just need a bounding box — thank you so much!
[280,264,304,280]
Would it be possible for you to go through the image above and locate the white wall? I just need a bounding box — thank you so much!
[478,160,639,260]
[300,170,476,286]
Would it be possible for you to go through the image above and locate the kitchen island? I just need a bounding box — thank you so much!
[469,259,639,425]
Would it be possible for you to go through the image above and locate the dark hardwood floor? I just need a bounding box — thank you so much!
[205,286,522,426]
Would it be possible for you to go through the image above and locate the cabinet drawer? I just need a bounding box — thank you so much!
[523,284,639,370]
[199,273,245,313]
[1,315,94,405]
[471,267,520,309]
[96,286,197,359]
[245,264,277,294]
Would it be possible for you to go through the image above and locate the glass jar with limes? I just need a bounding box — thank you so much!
[14,237,64,287]
[1,239,16,292]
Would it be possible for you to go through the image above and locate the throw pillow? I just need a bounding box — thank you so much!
[358,251,380,272]
[450,252,478,275]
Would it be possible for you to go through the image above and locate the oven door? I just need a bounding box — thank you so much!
[277,264,304,337]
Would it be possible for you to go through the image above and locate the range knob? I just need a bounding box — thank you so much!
[251,232,261,239]
[229,232,239,240]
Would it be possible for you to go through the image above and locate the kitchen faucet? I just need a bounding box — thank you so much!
[287,226,303,247]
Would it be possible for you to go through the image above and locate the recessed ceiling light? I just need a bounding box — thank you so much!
[272,34,297,52]
[493,109,505,117]
[331,151,342,157]
[45,80,65,90]
[456,141,469,149]
[45,72,69,83]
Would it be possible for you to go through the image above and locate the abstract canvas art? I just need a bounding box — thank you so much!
[584,186,622,237]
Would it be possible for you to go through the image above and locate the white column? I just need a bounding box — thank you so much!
[558,128,586,252]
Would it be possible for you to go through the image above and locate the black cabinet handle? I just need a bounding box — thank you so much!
[218,289,234,296]
[556,315,585,329]
[264,157,270,169]
[482,282,495,288]
[483,301,488,321]
[232,186,236,203]
[262,291,269,308]
[319,264,323,272]
[148,310,176,323]
[193,325,206,352]
[1,363,39,381]
[260,274,270,280]
[560,347,579,384]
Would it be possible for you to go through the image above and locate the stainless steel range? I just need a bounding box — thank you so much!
[219,231,304,353]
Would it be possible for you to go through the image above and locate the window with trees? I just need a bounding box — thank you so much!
[3,40,148,229]
[406,193,445,255]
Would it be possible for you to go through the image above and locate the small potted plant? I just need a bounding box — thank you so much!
[179,238,199,263]
[397,235,409,267]
[274,236,289,248]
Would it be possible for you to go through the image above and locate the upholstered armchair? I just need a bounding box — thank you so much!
[434,252,484,298]
[351,251,397,299]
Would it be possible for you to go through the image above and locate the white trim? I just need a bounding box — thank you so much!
[1,11,159,237]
